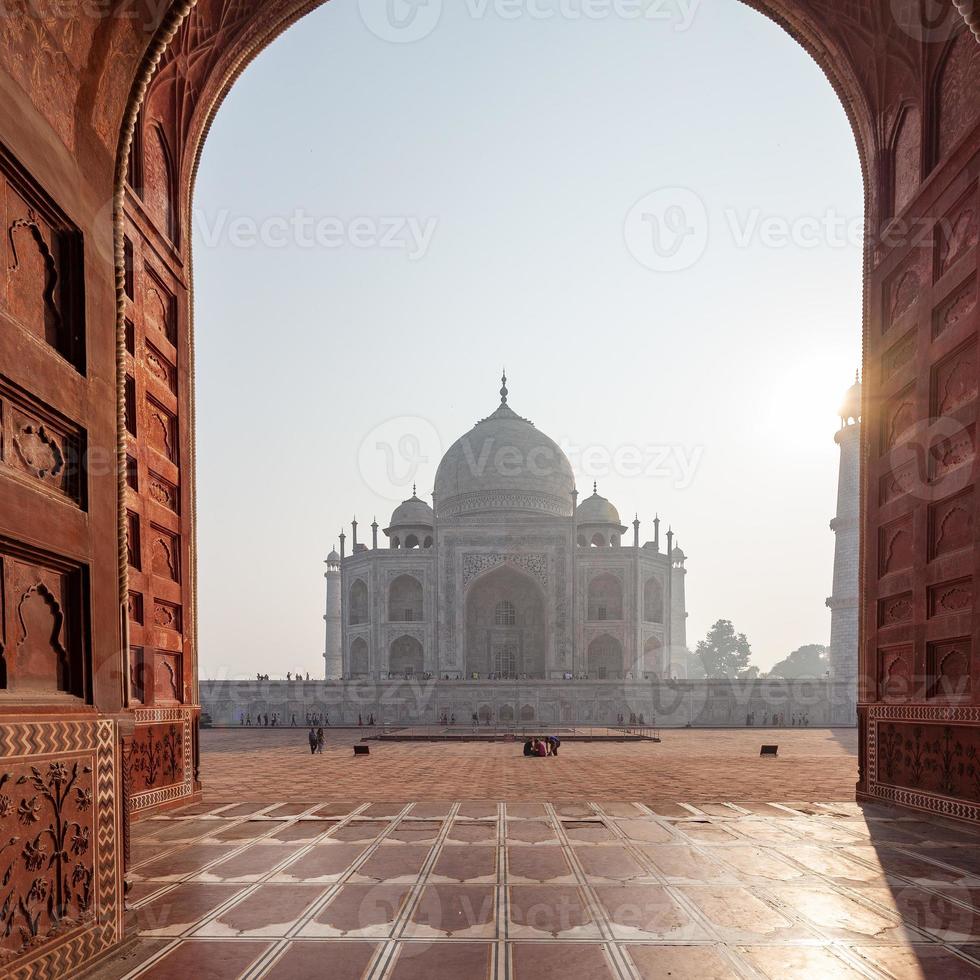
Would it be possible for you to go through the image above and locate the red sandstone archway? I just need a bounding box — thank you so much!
[0,2,976,975]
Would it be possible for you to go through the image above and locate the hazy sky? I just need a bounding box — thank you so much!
[194,0,863,679]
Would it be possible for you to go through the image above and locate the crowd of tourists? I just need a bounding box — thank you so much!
[523,736,561,757]
[745,711,811,726]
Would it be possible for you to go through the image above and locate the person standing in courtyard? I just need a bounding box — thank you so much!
[316,727,325,753]
[308,726,317,755]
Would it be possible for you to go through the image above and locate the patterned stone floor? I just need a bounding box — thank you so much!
[91,798,980,979]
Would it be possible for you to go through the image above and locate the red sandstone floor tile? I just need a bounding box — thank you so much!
[506,820,558,844]
[505,803,550,819]
[595,802,644,817]
[137,939,272,979]
[553,803,596,818]
[300,883,412,937]
[561,819,616,843]
[269,819,336,842]
[405,884,496,938]
[330,820,392,842]
[430,844,497,883]
[738,944,869,978]
[361,802,408,818]
[387,820,444,844]
[447,821,498,844]
[387,941,493,980]
[851,944,980,979]
[135,884,247,936]
[765,883,909,942]
[677,885,814,942]
[673,820,740,843]
[312,802,362,817]
[643,803,693,817]
[142,818,222,843]
[636,844,735,883]
[212,802,273,817]
[198,844,304,882]
[456,803,499,819]
[574,844,651,883]
[195,883,326,937]
[265,802,314,817]
[408,802,455,818]
[594,884,708,941]
[261,940,379,979]
[626,943,735,979]
[351,844,431,883]
[272,843,369,883]
[510,941,617,979]
[507,884,600,939]
[135,844,239,881]
[712,844,806,882]
[613,818,675,843]
[85,938,173,980]
[210,820,287,841]
[507,845,575,884]
[857,884,980,941]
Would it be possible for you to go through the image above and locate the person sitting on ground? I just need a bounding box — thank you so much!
[523,737,534,757]
[534,738,548,757]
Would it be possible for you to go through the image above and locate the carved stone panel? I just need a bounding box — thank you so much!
[145,398,177,463]
[929,488,973,560]
[936,191,977,279]
[0,377,82,505]
[0,545,85,699]
[928,578,973,618]
[877,646,913,701]
[0,144,84,367]
[936,29,980,162]
[147,471,178,513]
[933,275,976,341]
[0,720,118,972]
[143,270,176,346]
[932,338,978,417]
[149,526,179,583]
[878,592,913,627]
[878,515,913,577]
[927,637,972,699]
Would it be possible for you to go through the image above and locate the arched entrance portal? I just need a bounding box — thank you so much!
[465,565,546,678]
[389,635,424,677]
[587,635,625,680]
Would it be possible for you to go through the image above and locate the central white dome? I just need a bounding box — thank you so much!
[434,382,575,519]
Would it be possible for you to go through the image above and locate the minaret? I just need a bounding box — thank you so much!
[827,372,861,705]
[323,547,342,680]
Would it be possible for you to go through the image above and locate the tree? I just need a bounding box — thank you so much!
[668,647,705,680]
[696,619,755,679]
[767,643,829,679]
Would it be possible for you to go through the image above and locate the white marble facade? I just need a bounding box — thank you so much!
[326,378,687,683]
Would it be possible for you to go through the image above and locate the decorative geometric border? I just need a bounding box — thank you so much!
[866,703,980,823]
[128,706,194,813]
[2,717,120,979]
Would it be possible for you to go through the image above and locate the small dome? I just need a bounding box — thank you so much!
[388,490,434,528]
[327,549,340,562]
[671,545,686,563]
[576,486,622,526]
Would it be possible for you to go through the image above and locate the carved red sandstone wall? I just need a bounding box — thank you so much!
[0,0,977,975]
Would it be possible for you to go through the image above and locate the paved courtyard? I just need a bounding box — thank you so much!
[94,796,980,979]
[196,727,859,802]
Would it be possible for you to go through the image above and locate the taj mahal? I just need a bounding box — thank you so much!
[323,375,688,685]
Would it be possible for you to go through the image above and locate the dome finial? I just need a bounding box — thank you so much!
[593,481,597,495]
[500,369,508,405]
[412,482,417,497]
